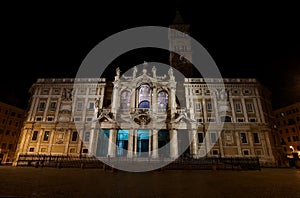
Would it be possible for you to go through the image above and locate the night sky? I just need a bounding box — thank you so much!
[1,4,299,110]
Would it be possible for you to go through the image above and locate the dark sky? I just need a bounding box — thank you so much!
[1,4,300,110]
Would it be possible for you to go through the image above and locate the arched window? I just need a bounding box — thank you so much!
[120,90,131,110]
[158,91,168,110]
[138,84,151,107]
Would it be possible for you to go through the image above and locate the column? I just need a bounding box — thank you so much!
[169,129,178,159]
[43,97,51,121]
[127,129,134,158]
[148,130,152,157]
[248,132,255,156]
[88,128,95,155]
[64,129,71,154]
[257,98,266,123]
[235,132,242,156]
[36,129,44,153]
[241,98,248,122]
[152,129,158,158]
[253,98,261,122]
[152,88,157,114]
[77,129,84,155]
[17,129,28,154]
[213,98,219,124]
[47,129,55,154]
[190,129,198,157]
[202,99,207,122]
[229,98,236,122]
[30,97,39,122]
[107,129,117,157]
[218,132,224,157]
[54,96,62,122]
[134,130,138,156]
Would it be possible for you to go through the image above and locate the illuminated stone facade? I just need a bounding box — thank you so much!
[0,102,26,164]
[273,102,300,159]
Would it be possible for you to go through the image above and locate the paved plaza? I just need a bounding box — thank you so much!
[0,166,299,197]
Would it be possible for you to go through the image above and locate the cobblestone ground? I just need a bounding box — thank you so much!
[0,166,299,198]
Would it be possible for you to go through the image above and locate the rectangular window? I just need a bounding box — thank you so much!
[210,132,217,144]
[76,102,83,111]
[72,131,78,142]
[208,117,215,122]
[47,117,54,121]
[38,102,46,111]
[32,131,38,141]
[287,137,291,142]
[88,102,94,111]
[241,132,247,143]
[89,88,96,95]
[52,88,60,94]
[292,136,297,141]
[195,103,201,112]
[74,117,81,122]
[235,103,242,112]
[237,118,244,122]
[43,131,50,141]
[246,103,253,112]
[8,144,13,150]
[50,102,57,111]
[198,133,204,143]
[84,132,90,142]
[10,112,16,117]
[243,150,249,155]
[15,122,19,127]
[212,150,219,155]
[253,133,260,143]
[1,143,7,149]
[36,117,42,121]
[207,102,213,112]
[29,147,34,152]
[42,89,49,95]
[249,118,256,122]
[5,130,10,135]
[86,117,93,122]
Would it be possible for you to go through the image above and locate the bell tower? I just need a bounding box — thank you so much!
[169,11,193,77]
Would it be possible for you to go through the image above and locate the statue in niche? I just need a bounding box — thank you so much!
[133,66,137,78]
[62,88,72,101]
[168,67,175,81]
[218,89,228,101]
[152,66,157,78]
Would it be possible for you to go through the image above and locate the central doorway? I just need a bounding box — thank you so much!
[137,130,149,157]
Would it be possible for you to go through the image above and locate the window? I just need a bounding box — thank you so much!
[287,137,291,142]
[240,133,247,143]
[38,101,46,111]
[197,118,203,123]
[283,147,287,152]
[74,117,81,122]
[120,91,131,110]
[292,136,297,142]
[36,117,42,121]
[249,118,256,122]
[72,131,78,141]
[292,128,296,132]
[253,133,260,143]
[283,120,287,125]
[41,148,47,152]
[86,117,93,122]
[286,129,289,133]
[246,103,254,112]
[10,112,16,117]
[49,102,56,111]
[210,132,217,144]
[157,91,168,110]
[2,119,5,124]
[255,150,262,156]
[237,118,244,122]
[82,149,88,153]
[32,131,38,141]
[17,114,22,118]
[78,89,86,95]
[1,143,6,149]
[29,147,34,152]
[47,117,54,121]
[76,102,83,111]
[88,102,94,111]
[279,130,282,134]
[207,102,213,112]
[5,130,10,135]
[288,119,296,125]
[138,84,150,104]
[195,102,201,112]
[243,89,251,94]
[52,88,60,94]
[8,120,12,125]
[42,89,49,95]
[235,103,242,112]
[84,132,90,142]
[8,144,13,150]
[0,129,3,134]
[198,133,204,143]
[15,122,19,127]
[221,116,232,122]
[208,117,215,122]
[297,117,300,122]
[243,150,249,155]
[70,148,76,153]
[297,146,300,151]
[89,88,96,95]
[212,150,219,155]
[43,131,50,141]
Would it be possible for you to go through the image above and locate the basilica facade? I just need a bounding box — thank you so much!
[13,12,279,167]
